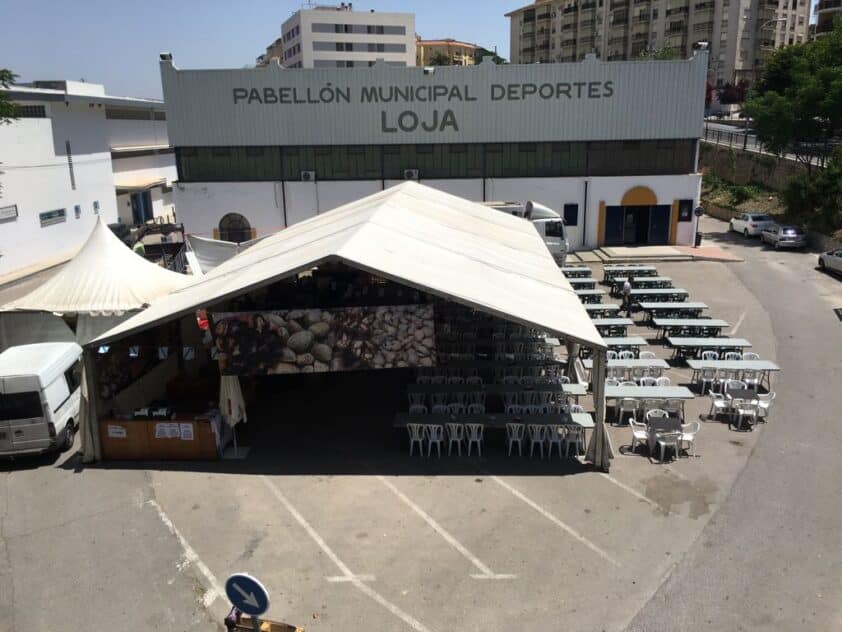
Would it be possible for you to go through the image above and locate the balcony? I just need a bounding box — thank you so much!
[562,38,577,47]
[817,0,841,9]
[666,6,689,15]
[536,12,552,20]
[581,19,596,27]
[522,46,536,52]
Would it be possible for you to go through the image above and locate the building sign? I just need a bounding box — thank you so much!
[211,305,436,375]
[0,205,18,221]
[161,55,707,146]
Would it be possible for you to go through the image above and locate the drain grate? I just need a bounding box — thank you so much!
[835,308,842,322]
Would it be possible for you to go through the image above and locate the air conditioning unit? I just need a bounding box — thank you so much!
[403,168,419,180]
[300,170,316,182]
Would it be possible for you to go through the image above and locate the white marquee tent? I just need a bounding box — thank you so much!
[2,218,191,343]
[82,182,611,467]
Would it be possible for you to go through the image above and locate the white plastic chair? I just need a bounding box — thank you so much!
[448,403,466,415]
[430,375,446,385]
[545,425,563,458]
[503,391,519,409]
[431,404,449,415]
[742,352,760,360]
[638,351,657,359]
[465,423,484,456]
[465,376,483,385]
[427,425,445,457]
[502,375,520,385]
[467,403,485,415]
[724,379,747,394]
[630,366,646,381]
[451,391,469,406]
[741,369,760,390]
[664,399,684,421]
[724,352,742,361]
[734,400,758,431]
[618,398,639,425]
[707,390,730,420]
[680,421,701,457]
[646,408,669,422]
[505,403,523,415]
[408,404,428,415]
[756,391,776,421]
[445,423,464,456]
[701,350,719,361]
[569,404,585,413]
[416,375,432,384]
[655,376,671,387]
[560,376,571,384]
[656,431,681,462]
[562,426,583,457]
[620,380,638,387]
[639,377,657,387]
[629,417,649,453]
[698,368,718,394]
[605,378,621,387]
[467,391,486,406]
[431,392,449,407]
[527,424,546,458]
[446,376,465,385]
[506,423,525,456]
[618,351,635,360]
[407,423,426,456]
[606,350,618,360]
[408,392,426,406]
[520,375,535,387]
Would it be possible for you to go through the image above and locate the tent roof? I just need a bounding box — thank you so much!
[91,182,605,349]
[3,218,190,315]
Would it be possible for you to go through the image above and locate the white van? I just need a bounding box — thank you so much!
[485,200,570,265]
[0,342,83,457]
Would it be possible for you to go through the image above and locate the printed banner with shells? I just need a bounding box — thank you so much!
[211,305,436,375]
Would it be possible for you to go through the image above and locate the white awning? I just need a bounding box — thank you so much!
[91,182,605,349]
[185,234,267,275]
[2,217,190,315]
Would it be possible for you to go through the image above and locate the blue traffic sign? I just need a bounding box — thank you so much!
[225,573,270,616]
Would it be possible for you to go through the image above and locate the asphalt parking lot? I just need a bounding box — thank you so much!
[2,216,839,632]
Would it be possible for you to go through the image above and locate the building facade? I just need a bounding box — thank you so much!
[258,3,415,69]
[0,80,176,279]
[816,0,841,36]
[161,53,707,250]
[416,38,481,66]
[506,0,810,85]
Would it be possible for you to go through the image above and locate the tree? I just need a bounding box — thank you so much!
[635,47,680,60]
[742,21,842,173]
[475,48,507,64]
[427,52,452,66]
[782,146,842,233]
[0,69,19,124]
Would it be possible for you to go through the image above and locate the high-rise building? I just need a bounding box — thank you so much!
[505,0,810,85]
[815,0,841,36]
[257,3,415,68]
[416,38,482,66]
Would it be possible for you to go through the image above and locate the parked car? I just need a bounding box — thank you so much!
[0,342,83,457]
[760,224,807,249]
[818,248,842,275]
[730,213,775,237]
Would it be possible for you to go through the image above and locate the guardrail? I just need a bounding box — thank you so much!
[702,125,829,167]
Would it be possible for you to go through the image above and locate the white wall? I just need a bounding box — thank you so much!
[584,174,703,247]
[0,102,118,277]
[174,174,701,249]
[174,182,286,237]
[112,152,176,186]
[106,119,169,149]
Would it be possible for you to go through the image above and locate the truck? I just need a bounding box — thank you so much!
[484,200,570,265]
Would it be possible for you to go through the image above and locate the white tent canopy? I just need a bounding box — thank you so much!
[185,234,267,276]
[2,217,190,315]
[91,182,605,350]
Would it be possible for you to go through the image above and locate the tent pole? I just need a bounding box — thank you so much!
[591,347,609,472]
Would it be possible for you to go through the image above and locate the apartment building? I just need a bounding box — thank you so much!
[258,3,415,68]
[815,0,841,35]
[416,38,482,66]
[506,0,810,85]
[0,80,176,278]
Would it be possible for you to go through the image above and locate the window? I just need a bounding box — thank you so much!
[93,200,100,215]
[0,392,42,421]
[563,203,579,226]
[39,209,66,227]
[65,360,82,392]
[545,220,566,237]
[74,204,81,219]
[678,199,694,222]
[218,213,252,243]
[16,105,46,118]
[105,107,154,120]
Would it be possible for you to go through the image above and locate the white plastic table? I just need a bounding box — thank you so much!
[639,302,709,321]
[561,266,593,278]
[653,318,730,338]
[667,337,752,359]
[686,359,780,388]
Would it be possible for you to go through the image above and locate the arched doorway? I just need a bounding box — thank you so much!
[218,213,252,243]
[602,186,671,246]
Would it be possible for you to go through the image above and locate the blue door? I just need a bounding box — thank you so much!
[130,191,153,225]
[604,206,625,246]
[648,205,671,245]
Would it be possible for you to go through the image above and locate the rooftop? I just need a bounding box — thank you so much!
[2,80,164,109]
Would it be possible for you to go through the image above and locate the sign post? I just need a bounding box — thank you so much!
[225,572,270,631]
[693,206,704,248]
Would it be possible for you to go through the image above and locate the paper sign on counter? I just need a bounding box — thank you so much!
[179,423,194,441]
[107,425,127,439]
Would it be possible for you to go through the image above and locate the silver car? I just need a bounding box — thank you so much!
[818,248,842,275]
[760,224,807,249]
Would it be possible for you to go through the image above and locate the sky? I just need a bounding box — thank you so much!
[1,0,515,99]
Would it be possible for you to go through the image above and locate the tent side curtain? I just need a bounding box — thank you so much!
[186,234,270,275]
[0,313,75,353]
[76,313,135,346]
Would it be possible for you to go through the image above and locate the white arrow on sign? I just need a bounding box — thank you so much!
[231,582,260,609]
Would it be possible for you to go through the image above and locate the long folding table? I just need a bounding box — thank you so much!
[581,358,670,380]
[639,302,709,321]
[652,318,730,338]
[602,265,658,282]
[568,278,597,290]
[667,337,752,359]
[585,304,620,317]
[610,276,674,295]
[686,359,780,389]
[590,317,634,336]
[630,288,688,303]
[574,289,606,304]
[560,266,593,278]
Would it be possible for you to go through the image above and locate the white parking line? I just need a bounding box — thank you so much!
[376,475,515,580]
[729,310,747,335]
[147,499,224,608]
[599,473,662,512]
[489,476,620,567]
[260,476,434,632]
